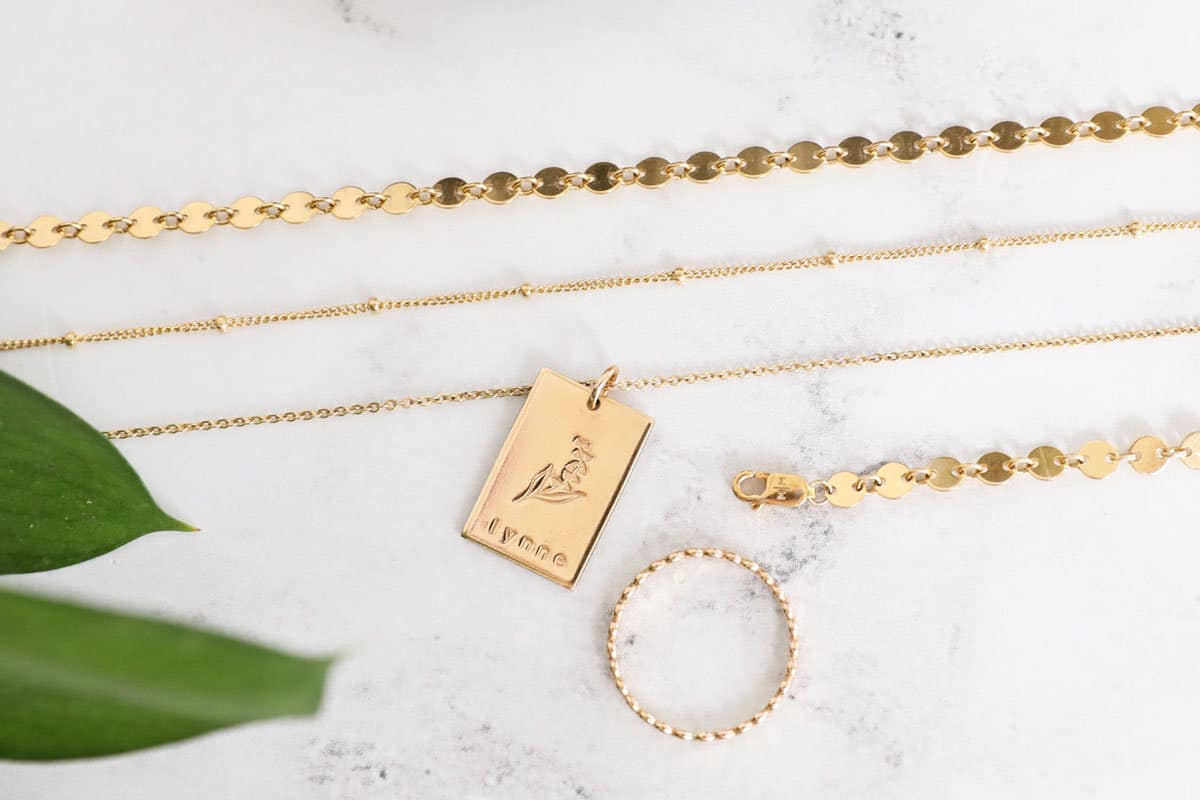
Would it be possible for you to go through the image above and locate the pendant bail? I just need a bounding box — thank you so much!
[587,365,620,410]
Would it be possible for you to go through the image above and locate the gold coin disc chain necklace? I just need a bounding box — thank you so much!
[1,101,1195,257]
[3,213,1195,354]
[733,431,1200,510]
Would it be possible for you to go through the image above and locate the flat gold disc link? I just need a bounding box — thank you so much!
[319,187,361,219]
[990,121,1025,152]
[76,210,115,243]
[1078,440,1119,479]
[26,215,65,248]
[280,191,319,223]
[926,457,963,491]
[230,196,268,229]
[482,172,519,203]
[826,471,866,508]
[636,157,670,188]
[737,146,773,177]
[1040,116,1078,147]
[976,452,1014,484]
[887,130,923,162]
[127,206,165,239]
[1091,111,1126,142]
[1181,432,1200,469]
[940,125,976,157]
[786,141,823,173]
[1142,106,1179,137]
[578,163,614,195]
[1129,435,1168,474]
[686,151,722,183]
[178,202,216,234]
[838,136,874,167]
[377,183,415,215]
[534,167,568,198]
[1027,446,1065,480]
[874,462,915,499]
[425,179,462,210]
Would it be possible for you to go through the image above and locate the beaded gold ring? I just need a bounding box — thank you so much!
[606,547,799,741]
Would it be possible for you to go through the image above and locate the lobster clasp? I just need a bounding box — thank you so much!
[731,470,811,509]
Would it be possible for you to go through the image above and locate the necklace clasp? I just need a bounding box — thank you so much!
[731,470,810,509]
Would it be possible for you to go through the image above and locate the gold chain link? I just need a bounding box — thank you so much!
[4,215,1195,353]
[1,102,1195,256]
[101,320,1200,440]
[733,430,1200,509]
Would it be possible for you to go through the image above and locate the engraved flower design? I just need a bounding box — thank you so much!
[512,464,587,504]
[512,435,594,504]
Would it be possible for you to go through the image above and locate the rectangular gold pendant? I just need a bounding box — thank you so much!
[463,368,653,589]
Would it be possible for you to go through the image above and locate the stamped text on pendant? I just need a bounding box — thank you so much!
[484,516,570,569]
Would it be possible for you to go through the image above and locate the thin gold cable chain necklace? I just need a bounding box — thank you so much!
[2,214,1195,353]
[99,313,1200,588]
[102,320,1200,440]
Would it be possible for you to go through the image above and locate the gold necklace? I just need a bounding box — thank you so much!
[102,319,1199,442]
[1,102,1193,257]
[4,215,1194,353]
[733,430,1200,510]
[91,320,1198,586]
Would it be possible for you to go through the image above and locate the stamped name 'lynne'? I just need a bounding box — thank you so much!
[483,516,570,569]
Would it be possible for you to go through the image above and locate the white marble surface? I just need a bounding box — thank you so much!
[3,2,1200,797]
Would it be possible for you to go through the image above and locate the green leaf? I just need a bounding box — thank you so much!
[0,370,195,574]
[0,587,331,761]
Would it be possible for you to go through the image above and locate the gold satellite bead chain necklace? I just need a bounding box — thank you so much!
[2,214,1195,353]
[0,101,1195,256]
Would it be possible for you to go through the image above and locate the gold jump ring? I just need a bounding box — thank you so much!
[587,365,620,410]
